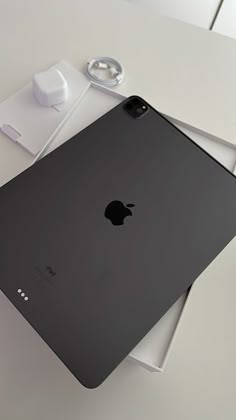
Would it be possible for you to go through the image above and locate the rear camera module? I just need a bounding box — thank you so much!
[124,97,148,119]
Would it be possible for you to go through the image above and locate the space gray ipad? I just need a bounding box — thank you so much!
[0,96,236,388]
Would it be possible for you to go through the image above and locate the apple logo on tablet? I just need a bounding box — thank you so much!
[105,201,135,226]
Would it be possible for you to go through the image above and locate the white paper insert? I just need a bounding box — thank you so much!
[0,61,90,156]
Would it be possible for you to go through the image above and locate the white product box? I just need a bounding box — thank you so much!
[0,62,90,157]
[128,291,190,372]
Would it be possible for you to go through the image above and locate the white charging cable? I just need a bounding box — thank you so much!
[86,57,125,87]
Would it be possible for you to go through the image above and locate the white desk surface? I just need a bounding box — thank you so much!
[1,0,236,147]
[1,1,236,419]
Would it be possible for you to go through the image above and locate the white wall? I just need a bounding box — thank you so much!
[125,0,221,28]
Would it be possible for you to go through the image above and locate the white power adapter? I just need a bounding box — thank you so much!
[32,68,68,107]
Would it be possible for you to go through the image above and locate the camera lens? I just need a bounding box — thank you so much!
[132,98,139,105]
[126,102,133,110]
[124,97,148,118]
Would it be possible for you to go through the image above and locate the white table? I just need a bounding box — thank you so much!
[1,1,236,419]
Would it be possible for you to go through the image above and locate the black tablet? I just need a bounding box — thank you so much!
[1,96,236,388]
